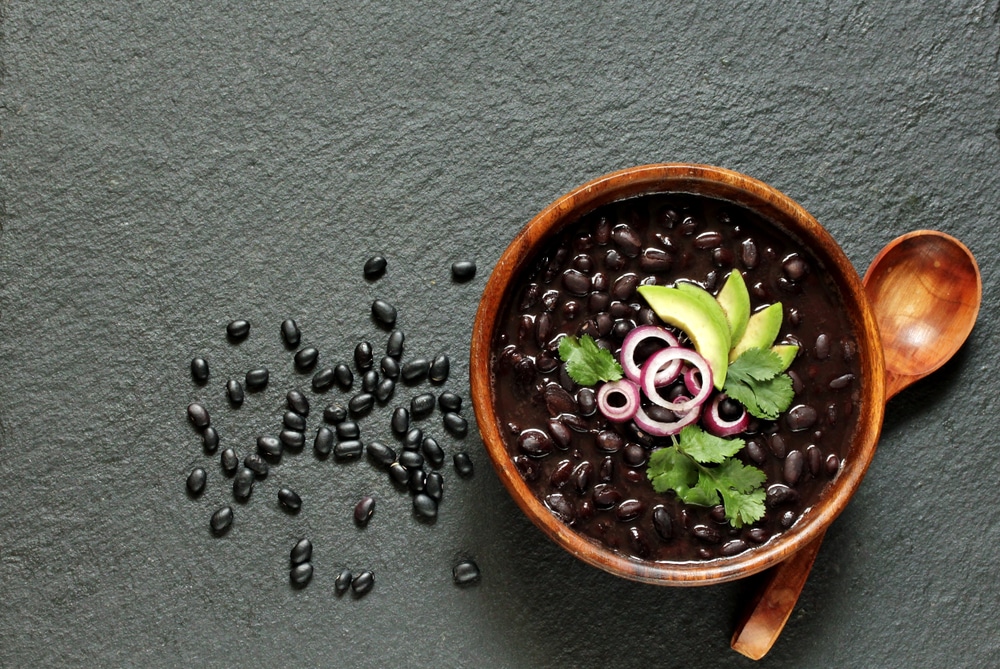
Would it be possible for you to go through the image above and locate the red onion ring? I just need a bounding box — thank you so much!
[619,325,682,384]
[640,347,713,414]
[703,394,749,438]
[683,366,703,396]
[596,378,641,423]
[632,401,702,437]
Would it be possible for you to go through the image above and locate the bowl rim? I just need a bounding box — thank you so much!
[470,163,886,585]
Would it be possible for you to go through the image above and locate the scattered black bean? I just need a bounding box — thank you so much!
[312,367,335,392]
[399,450,425,470]
[190,357,209,384]
[290,562,313,587]
[354,496,376,525]
[429,354,450,384]
[453,451,474,477]
[364,255,387,279]
[367,441,396,467]
[334,364,354,390]
[283,411,306,432]
[371,300,397,328]
[220,448,239,474]
[278,487,302,511]
[283,390,308,417]
[279,429,305,450]
[352,570,374,595]
[389,462,410,485]
[380,356,400,379]
[210,506,233,534]
[294,347,319,372]
[186,467,207,495]
[421,437,444,468]
[354,341,374,371]
[335,568,353,595]
[425,471,444,501]
[386,330,405,358]
[335,440,364,459]
[290,538,312,565]
[187,402,210,429]
[452,559,480,585]
[336,420,361,440]
[324,404,347,424]
[281,319,301,347]
[438,391,462,413]
[245,368,269,391]
[348,393,374,416]
[361,369,379,393]
[410,393,436,419]
[408,468,427,493]
[403,427,423,451]
[375,378,395,403]
[401,358,430,384]
[257,435,282,458]
[443,412,468,437]
[225,379,244,407]
[451,260,477,281]
[314,427,334,456]
[391,407,410,435]
[202,426,219,453]
[413,493,438,519]
[244,453,269,477]
[233,467,254,501]
[226,319,250,341]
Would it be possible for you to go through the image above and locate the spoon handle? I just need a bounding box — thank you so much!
[730,531,826,659]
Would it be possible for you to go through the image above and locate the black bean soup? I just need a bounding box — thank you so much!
[491,193,862,562]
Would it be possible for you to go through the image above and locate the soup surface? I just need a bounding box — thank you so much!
[491,193,862,561]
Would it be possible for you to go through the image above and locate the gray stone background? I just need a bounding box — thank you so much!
[1,1,998,667]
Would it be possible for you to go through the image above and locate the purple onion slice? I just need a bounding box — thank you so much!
[596,378,641,423]
[640,347,713,415]
[619,326,681,384]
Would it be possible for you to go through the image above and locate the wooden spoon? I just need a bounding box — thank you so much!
[731,230,982,660]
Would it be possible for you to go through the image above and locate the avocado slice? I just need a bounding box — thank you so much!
[637,284,731,389]
[729,302,784,362]
[715,271,751,344]
[771,344,799,371]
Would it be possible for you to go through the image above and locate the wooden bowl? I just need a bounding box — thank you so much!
[469,164,886,585]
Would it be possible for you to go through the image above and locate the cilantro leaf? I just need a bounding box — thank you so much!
[645,425,767,528]
[558,334,624,386]
[723,348,795,420]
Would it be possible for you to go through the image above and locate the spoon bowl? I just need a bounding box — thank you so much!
[732,229,982,659]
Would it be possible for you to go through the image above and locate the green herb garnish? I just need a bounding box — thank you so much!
[722,347,795,420]
[557,334,624,386]
[647,425,766,528]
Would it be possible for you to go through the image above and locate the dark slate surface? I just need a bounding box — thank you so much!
[1,2,998,667]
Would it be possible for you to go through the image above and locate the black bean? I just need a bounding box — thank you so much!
[222,379,243,407]
[389,462,410,485]
[592,484,621,509]
[615,499,645,522]
[290,562,313,587]
[391,407,410,435]
[226,319,250,341]
[783,254,808,280]
[202,426,219,453]
[652,506,673,540]
[599,457,614,482]
[786,405,818,432]
[244,453,269,477]
[744,438,767,465]
[233,467,254,501]
[829,373,855,390]
[281,319,301,347]
[611,273,639,301]
[543,493,575,524]
[766,483,800,507]
[403,427,423,451]
[335,569,353,595]
[622,443,648,468]
[408,468,427,493]
[438,392,462,413]
[425,471,444,501]
[452,559,480,585]
[825,454,841,476]
[547,419,572,449]
[312,367,335,392]
[364,255,387,279]
[186,467,207,495]
[806,444,822,476]
[562,269,591,296]
[410,393,436,419]
[747,527,770,543]
[348,393,374,416]
[543,384,577,415]
[361,369,379,393]
[594,216,611,244]
[283,410,306,432]
[191,357,209,384]
[768,434,787,459]
[352,570,375,595]
[429,354,450,384]
[354,496,376,525]
[354,341,374,370]
[367,441,396,467]
[413,493,438,519]
[453,451,474,477]
[611,224,641,257]
[371,300,397,328]
[549,460,573,489]
[588,292,611,313]
[573,388,596,417]
[595,430,624,453]
[187,402,210,429]
[257,436,282,458]
[401,358,430,384]
[336,420,360,440]
[536,352,559,372]
[380,356,400,380]
[451,260,477,281]
[335,440,364,459]
[692,524,721,544]
[517,429,553,458]
[286,389,309,416]
[814,333,831,360]
[780,510,798,528]
[709,505,728,523]
[334,364,354,390]
[694,231,722,249]
[280,429,305,450]
[278,487,302,512]
[721,540,748,556]
[399,450,425,470]
[604,248,626,270]
[290,538,312,565]
[386,330,405,358]
[443,412,468,437]
[294,347,319,371]
[323,404,347,424]
[314,426,334,456]
[245,368,269,391]
[221,448,239,474]
[374,378,395,403]
[210,506,233,534]
[783,449,805,486]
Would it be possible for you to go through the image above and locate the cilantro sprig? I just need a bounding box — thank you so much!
[557,334,623,386]
[723,347,795,420]
[647,425,766,528]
